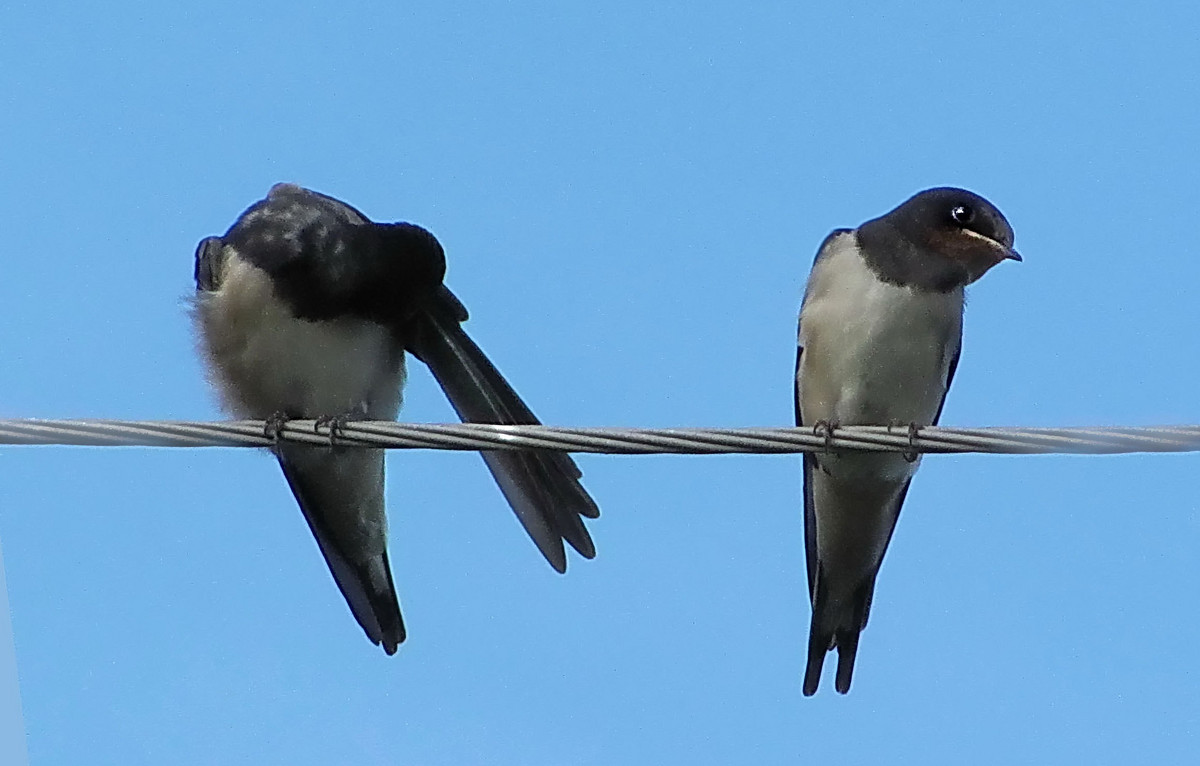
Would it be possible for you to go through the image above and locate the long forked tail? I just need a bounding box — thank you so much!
[406,289,599,573]
[803,572,873,696]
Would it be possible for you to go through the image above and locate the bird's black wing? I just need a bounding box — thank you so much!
[795,334,820,600]
[406,286,598,573]
[276,444,406,654]
[932,342,961,427]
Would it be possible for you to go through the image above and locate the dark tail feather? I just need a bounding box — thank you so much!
[803,573,833,696]
[833,626,861,694]
[803,569,875,695]
[277,449,405,654]
[803,625,831,696]
[407,296,599,572]
[372,554,406,654]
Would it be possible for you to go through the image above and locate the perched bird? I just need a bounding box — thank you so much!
[192,183,599,654]
[794,187,1020,694]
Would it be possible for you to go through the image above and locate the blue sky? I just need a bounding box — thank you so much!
[2,1,1199,763]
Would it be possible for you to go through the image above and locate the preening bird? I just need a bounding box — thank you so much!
[192,183,600,653]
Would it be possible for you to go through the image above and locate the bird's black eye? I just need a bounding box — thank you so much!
[950,204,974,225]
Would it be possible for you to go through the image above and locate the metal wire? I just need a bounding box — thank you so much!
[0,419,1198,455]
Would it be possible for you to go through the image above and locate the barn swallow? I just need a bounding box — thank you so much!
[192,183,599,654]
[795,187,1020,694]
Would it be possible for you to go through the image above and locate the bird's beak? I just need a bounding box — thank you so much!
[963,228,1022,264]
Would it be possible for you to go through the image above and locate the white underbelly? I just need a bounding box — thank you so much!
[805,321,948,426]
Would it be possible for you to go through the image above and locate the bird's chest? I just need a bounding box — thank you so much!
[799,256,961,427]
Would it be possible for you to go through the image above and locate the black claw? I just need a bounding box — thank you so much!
[811,419,840,475]
[264,411,291,442]
[905,422,922,462]
[314,412,364,446]
[314,414,344,446]
[888,421,921,462]
[812,419,839,451]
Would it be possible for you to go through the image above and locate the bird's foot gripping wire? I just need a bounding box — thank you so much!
[314,412,363,446]
[264,411,292,442]
[812,419,841,475]
[888,421,922,462]
[812,419,840,451]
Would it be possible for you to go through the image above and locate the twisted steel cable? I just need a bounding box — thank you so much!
[0,419,1199,455]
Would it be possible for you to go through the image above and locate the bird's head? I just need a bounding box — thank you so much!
[859,187,1021,289]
